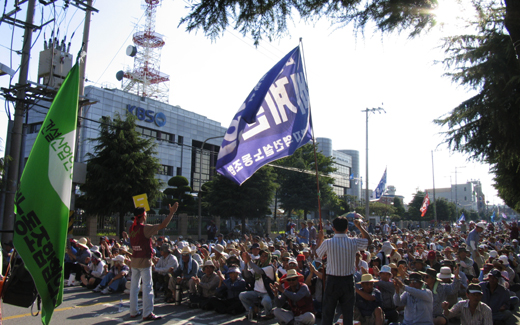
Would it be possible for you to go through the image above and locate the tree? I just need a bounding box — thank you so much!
[180,0,439,45]
[393,197,405,218]
[163,175,197,215]
[203,165,277,234]
[274,143,336,220]
[77,114,163,236]
[433,198,456,222]
[434,4,520,211]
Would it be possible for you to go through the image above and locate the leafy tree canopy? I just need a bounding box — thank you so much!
[203,165,277,233]
[180,0,439,45]
[273,143,336,219]
[77,113,163,235]
[163,175,197,215]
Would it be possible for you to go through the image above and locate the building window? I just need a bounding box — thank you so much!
[158,165,173,176]
[464,187,466,191]
[29,123,42,134]
[178,136,183,145]
[177,167,182,176]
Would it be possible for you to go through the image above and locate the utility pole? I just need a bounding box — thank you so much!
[361,107,386,219]
[2,0,36,243]
[431,150,437,222]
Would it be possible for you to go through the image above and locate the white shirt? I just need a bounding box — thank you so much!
[317,233,368,276]
[253,265,275,293]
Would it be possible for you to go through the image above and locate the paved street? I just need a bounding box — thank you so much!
[1,286,278,325]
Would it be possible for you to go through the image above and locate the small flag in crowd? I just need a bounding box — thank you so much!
[370,168,387,201]
[501,212,508,219]
[458,213,465,223]
[13,63,80,325]
[491,211,496,222]
[216,46,312,185]
[420,191,430,217]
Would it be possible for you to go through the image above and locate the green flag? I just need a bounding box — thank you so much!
[13,63,79,325]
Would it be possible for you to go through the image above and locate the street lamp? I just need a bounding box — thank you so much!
[454,166,466,220]
[198,135,224,239]
[361,107,386,219]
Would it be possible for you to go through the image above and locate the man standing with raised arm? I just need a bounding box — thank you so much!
[316,214,372,325]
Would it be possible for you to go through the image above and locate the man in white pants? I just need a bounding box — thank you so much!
[270,269,315,325]
[129,203,178,321]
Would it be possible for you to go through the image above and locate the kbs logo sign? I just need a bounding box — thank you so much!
[127,105,166,127]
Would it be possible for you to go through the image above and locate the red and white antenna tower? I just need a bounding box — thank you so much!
[120,0,169,102]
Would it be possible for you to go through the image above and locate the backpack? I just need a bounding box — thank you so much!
[2,251,39,308]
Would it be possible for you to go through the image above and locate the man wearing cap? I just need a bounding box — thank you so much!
[297,222,310,245]
[168,246,200,303]
[316,214,372,325]
[207,265,246,314]
[270,269,315,325]
[423,266,461,325]
[189,260,220,308]
[240,249,277,320]
[81,250,105,289]
[393,273,434,325]
[216,234,226,246]
[354,274,384,325]
[374,265,398,323]
[442,283,493,325]
[480,269,516,324]
[152,243,178,299]
[457,247,477,281]
[467,222,486,260]
[93,255,129,294]
[65,237,92,286]
[308,221,317,243]
[129,203,178,321]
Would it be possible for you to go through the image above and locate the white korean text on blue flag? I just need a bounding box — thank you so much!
[370,168,387,201]
[216,46,312,185]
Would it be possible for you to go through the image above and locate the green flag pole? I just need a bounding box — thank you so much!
[13,62,80,325]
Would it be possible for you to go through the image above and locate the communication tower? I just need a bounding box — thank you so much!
[119,0,169,102]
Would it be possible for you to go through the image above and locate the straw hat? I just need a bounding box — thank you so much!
[113,255,125,263]
[283,269,303,281]
[180,246,192,255]
[213,244,225,254]
[437,267,454,280]
[203,260,215,269]
[77,237,89,249]
[357,274,378,284]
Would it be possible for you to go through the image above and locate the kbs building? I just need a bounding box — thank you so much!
[23,86,227,195]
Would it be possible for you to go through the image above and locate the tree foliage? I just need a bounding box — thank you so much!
[77,114,163,235]
[163,176,197,215]
[434,4,520,211]
[203,166,277,234]
[274,143,336,219]
[180,0,438,45]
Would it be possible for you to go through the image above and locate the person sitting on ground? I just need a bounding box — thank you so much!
[64,237,92,286]
[167,246,199,303]
[239,249,276,320]
[207,265,247,314]
[270,269,315,325]
[189,260,220,308]
[152,243,178,300]
[441,283,493,325]
[423,266,461,325]
[479,269,517,325]
[373,265,398,323]
[93,255,129,294]
[80,250,105,289]
[354,273,384,325]
[393,272,434,325]
[457,247,477,282]
[305,259,324,318]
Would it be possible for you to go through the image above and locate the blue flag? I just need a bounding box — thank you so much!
[491,211,496,222]
[216,46,312,185]
[370,168,387,201]
[458,213,465,223]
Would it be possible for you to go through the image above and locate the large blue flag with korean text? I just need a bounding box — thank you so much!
[216,46,312,185]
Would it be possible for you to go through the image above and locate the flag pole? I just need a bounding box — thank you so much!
[298,38,323,232]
